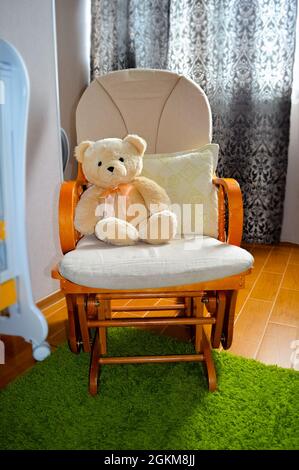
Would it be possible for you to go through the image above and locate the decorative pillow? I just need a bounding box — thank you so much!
[142,144,219,238]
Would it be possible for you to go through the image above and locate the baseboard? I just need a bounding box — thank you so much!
[36,290,64,310]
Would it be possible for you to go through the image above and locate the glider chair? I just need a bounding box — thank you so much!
[52,69,253,395]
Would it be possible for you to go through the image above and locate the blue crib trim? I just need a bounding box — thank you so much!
[0,39,50,361]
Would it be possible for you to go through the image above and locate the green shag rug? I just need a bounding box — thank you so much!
[1,328,299,450]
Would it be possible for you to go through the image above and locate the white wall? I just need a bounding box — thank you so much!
[55,0,90,180]
[0,0,63,300]
[281,9,299,245]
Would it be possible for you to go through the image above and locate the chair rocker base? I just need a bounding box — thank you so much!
[52,270,249,395]
[89,327,217,396]
[59,289,237,396]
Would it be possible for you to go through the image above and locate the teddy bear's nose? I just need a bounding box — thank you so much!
[107,166,114,173]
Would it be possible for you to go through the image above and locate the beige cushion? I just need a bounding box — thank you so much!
[59,235,254,289]
[142,144,219,238]
[76,69,212,153]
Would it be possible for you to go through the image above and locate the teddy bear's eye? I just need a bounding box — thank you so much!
[98,161,102,167]
[119,157,124,162]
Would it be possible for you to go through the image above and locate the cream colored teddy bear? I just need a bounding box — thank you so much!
[74,134,177,246]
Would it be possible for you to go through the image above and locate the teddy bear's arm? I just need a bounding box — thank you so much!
[74,186,104,235]
[133,176,171,214]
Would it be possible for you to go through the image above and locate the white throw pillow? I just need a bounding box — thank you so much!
[142,144,219,238]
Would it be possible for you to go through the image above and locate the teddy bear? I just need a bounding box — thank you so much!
[74,134,177,246]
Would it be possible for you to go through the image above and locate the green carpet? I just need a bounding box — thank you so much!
[1,328,298,450]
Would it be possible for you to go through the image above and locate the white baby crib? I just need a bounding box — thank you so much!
[0,39,50,361]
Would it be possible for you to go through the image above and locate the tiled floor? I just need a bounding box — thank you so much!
[1,243,298,387]
[230,244,299,367]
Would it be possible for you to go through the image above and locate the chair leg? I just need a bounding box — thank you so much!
[77,294,91,352]
[221,290,238,350]
[89,330,100,396]
[211,291,226,348]
[202,328,217,392]
[98,299,109,355]
[193,296,217,391]
[184,297,193,317]
[65,294,81,353]
[89,300,110,395]
[194,297,203,353]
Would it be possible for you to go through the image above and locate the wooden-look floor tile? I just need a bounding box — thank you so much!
[47,306,68,338]
[263,248,290,274]
[230,299,272,358]
[270,288,299,328]
[244,269,259,289]
[234,298,272,346]
[115,299,160,318]
[248,246,271,269]
[242,244,271,255]
[229,338,259,359]
[282,264,299,291]
[111,299,131,308]
[156,298,180,306]
[256,322,298,368]
[289,247,299,265]
[235,288,250,316]
[48,328,67,347]
[250,272,282,301]
[112,311,149,318]
[0,336,36,388]
[145,310,179,318]
[126,299,160,307]
[272,245,291,253]
[0,335,30,368]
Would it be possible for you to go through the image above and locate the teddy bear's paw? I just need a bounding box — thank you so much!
[139,210,177,245]
[95,217,139,246]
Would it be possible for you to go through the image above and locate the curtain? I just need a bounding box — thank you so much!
[91,0,170,74]
[91,0,298,243]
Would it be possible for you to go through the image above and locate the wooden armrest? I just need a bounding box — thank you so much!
[59,181,83,254]
[51,266,63,280]
[213,177,243,246]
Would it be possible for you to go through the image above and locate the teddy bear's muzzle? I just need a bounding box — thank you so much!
[106,161,127,177]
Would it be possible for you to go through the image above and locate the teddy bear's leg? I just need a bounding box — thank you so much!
[95,217,139,246]
[139,210,177,245]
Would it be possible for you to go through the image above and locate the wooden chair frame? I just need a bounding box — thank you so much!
[52,166,251,395]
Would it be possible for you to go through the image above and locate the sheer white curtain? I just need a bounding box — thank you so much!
[281,7,299,244]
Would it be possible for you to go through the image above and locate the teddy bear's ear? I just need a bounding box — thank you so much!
[75,141,94,163]
[124,134,147,156]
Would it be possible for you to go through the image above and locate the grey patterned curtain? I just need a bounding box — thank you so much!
[91,0,298,243]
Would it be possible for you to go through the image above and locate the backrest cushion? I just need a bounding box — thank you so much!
[142,144,219,238]
[76,69,212,154]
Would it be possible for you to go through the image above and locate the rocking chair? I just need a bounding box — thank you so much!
[52,69,253,395]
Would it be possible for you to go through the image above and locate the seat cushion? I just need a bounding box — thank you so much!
[59,236,254,289]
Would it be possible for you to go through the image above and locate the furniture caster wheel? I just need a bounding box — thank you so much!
[33,341,51,361]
